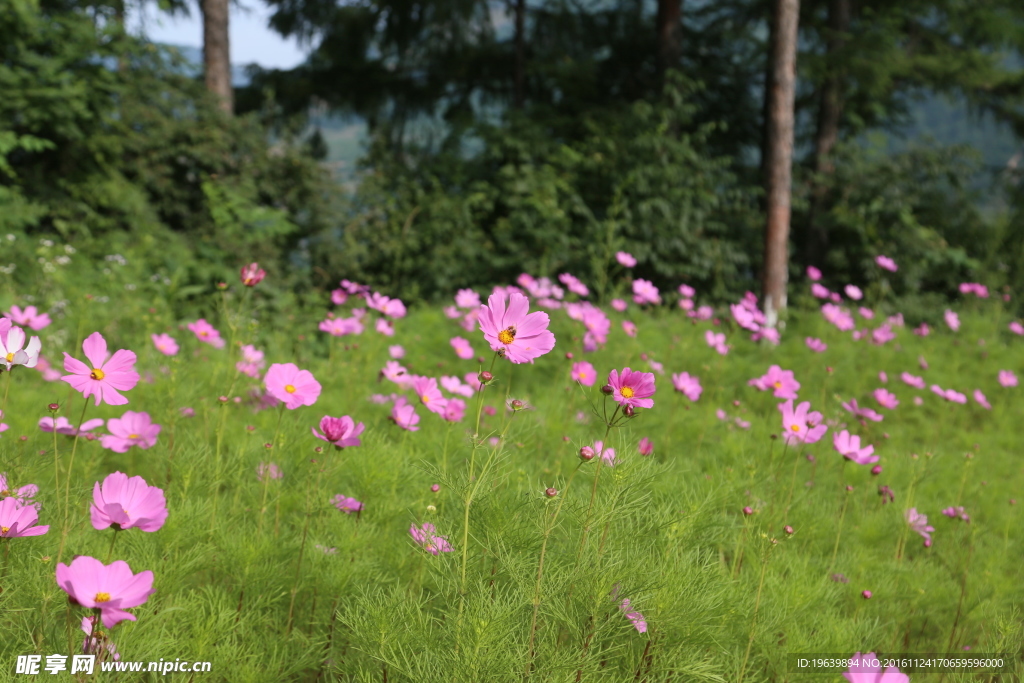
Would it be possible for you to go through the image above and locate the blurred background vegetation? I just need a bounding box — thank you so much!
[2,0,1024,317]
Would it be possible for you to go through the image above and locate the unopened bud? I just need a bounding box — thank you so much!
[579,446,595,461]
[784,525,794,535]
[742,506,754,516]
[431,484,440,493]
[216,282,229,290]
[510,399,525,411]
[479,371,493,383]
[47,403,59,412]
[314,446,323,453]
[600,384,614,395]
[623,405,635,417]
[861,590,872,599]
[565,352,574,360]
[218,395,229,403]
[264,443,273,449]
[870,465,882,476]
[545,487,558,498]
[846,485,854,492]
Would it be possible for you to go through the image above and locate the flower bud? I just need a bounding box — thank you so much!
[784,525,794,535]
[431,484,440,493]
[579,446,595,461]
[742,506,754,516]
[565,352,574,360]
[426,504,436,513]
[510,399,525,411]
[862,590,872,599]
[47,403,59,412]
[846,485,854,492]
[600,384,614,395]
[544,487,558,498]
[479,371,493,383]
[623,405,635,417]
[870,465,882,476]
[314,446,323,453]
[264,442,273,449]
[218,395,229,403]
[216,282,229,290]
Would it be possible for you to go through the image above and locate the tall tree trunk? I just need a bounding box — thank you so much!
[655,0,682,80]
[808,0,850,263]
[761,0,800,326]
[202,0,233,114]
[513,0,526,109]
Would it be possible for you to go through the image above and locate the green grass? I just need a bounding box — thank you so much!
[0,281,1021,682]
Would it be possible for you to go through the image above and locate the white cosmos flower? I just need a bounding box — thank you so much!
[0,325,41,370]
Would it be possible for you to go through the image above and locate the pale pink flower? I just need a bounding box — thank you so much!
[187,319,225,348]
[1009,321,1024,335]
[873,389,899,410]
[319,317,364,337]
[779,399,827,445]
[843,652,909,683]
[844,285,863,300]
[62,332,140,406]
[413,376,448,416]
[571,361,597,387]
[906,508,934,546]
[610,298,627,312]
[638,437,653,456]
[690,305,714,320]
[4,305,51,330]
[56,556,155,629]
[679,298,694,311]
[806,266,822,281]
[464,372,482,392]
[913,323,930,336]
[450,336,475,360]
[478,292,556,363]
[100,411,161,453]
[822,303,855,331]
[388,345,405,359]
[593,440,616,466]
[410,522,452,554]
[622,320,637,337]
[81,615,121,661]
[705,330,729,355]
[841,398,884,422]
[34,355,62,382]
[749,365,800,399]
[0,473,38,508]
[366,293,407,319]
[616,252,637,268]
[973,390,991,410]
[858,307,875,319]
[375,319,395,336]
[672,372,702,401]
[805,337,827,353]
[998,370,1017,387]
[879,371,888,383]
[440,376,474,397]
[0,325,41,370]
[872,325,895,345]
[381,360,412,385]
[331,289,348,306]
[875,255,898,272]
[390,397,420,431]
[151,334,178,357]
[944,309,960,332]
[235,344,266,378]
[443,398,467,422]
[930,385,967,404]
[558,273,589,297]
[264,363,321,409]
[608,367,656,409]
[731,303,761,332]
[332,495,364,514]
[900,372,925,389]
[632,279,661,305]
[455,289,480,309]
[678,284,696,298]
[0,496,48,538]
[618,598,647,633]
[256,463,282,481]
[811,283,831,299]
[312,415,365,448]
[833,430,877,465]
[90,472,167,532]
[942,506,970,522]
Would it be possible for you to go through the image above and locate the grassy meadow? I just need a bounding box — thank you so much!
[0,265,1021,682]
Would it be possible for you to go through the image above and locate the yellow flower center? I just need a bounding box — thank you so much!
[620,387,635,398]
[284,384,297,394]
[4,353,12,362]
[774,381,782,389]
[200,331,208,337]
[421,395,430,404]
[94,592,111,603]
[790,424,800,432]
[90,368,105,380]
[0,526,8,535]
[498,327,516,345]
[128,434,139,439]
[579,373,587,380]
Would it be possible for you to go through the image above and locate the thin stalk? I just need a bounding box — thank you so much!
[57,400,90,564]
[0,370,11,428]
[827,488,851,577]
[286,478,317,635]
[257,404,287,538]
[209,402,229,534]
[105,529,120,563]
[737,545,773,683]
[577,404,619,560]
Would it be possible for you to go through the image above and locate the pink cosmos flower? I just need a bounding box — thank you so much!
[616,252,637,268]
[833,430,878,465]
[235,344,266,378]
[841,398,884,422]
[679,298,694,311]
[455,289,480,309]
[821,303,855,331]
[805,337,827,353]
[90,472,168,532]
[959,282,989,298]
[1009,321,1024,335]
[100,411,161,453]
[843,652,909,683]
[331,289,348,306]
[705,331,729,355]
[572,361,597,387]
[381,361,412,386]
[390,397,420,431]
[608,367,656,409]
[81,615,120,662]
[779,400,827,445]
[593,440,616,466]
[873,389,899,410]
[618,598,647,633]
[55,556,155,629]
[638,437,653,456]
[478,291,556,363]
[678,284,696,298]
[412,376,448,416]
[558,273,590,297]
[672,372,702,401]
[443,398,467,422]
[187,319,226,348]
[389,345,405,360]
[998,370,1017,387]
[410,522,453,554]
[332,495,364,514]
[440,376,474,398]
[844,285,863,300]
[264,363,321,410]
[581,307,611,350]
[240,262,266,287]
[5,305,51,330]
[858,307,875,320]
[972,390,991,410]
[944,309,960,332]
[879,371,888,383]
[942,506,970,522]
[871,325,895,345]
[0,473,40,508]
[450,336,475,360]
[464,372,483,392]
[319,317,364,337]
[610,298,628,312]
[34,355,62,382]
[632,279,661,305]
[62,332,140,406]
[367,293,408,319]
[913,323,930,336]
[807,266,822,281]
[375,319,395,336]
[900,372,925,389]
[906,508,934,547]
[40,417,104,437]
[930,385,967,404]
[811,283,831,299]
[256,463,282,481]
[0,325,41,370]
[731,303,761,332]
[749,365,800,399]
[875,255,898,272]
[690,305,714,320]
[622,320,637,337]
[0,496,49,538]
[151,334,178,357]
[312,415,365,448]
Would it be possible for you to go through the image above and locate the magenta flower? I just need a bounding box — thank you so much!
[841,398,884,422]
[62,332,140,406]
[332,495,364,514]
[942,505,970,522]
[256,463,282,482]
[381,361,412,386]
[638,437,653,456]
[478,291,556,363]
[749,365,800,399]
[389,345,405,359]
[998,370,1017,387]
[875,255,898,272]
[450,337,475,360]
[55,556,155,629]
[844,285,863,300]
[240,262,266,287]
[900,372,925,389]
[678,284,696,298]
[873,389,899,410]
[779,400,827,445]
[973,389,991,410]
[390,397,421,431]
[5,305,51,330]
[608,367,656,409]
[822,303,855,331]
[571,361,597,387]
[930,385,967,404]
[187,319,226,348]
[410,522,453,555]
[731,303,761,332]
[871,325,895,345]
[833,430,877,465]
[100,412,161,453]
[90,472,168,532]
[0,496,48,537]
[805,337,827,353]
[906,508,934,547]
[632,279,661,305]
[944,309,960,332]
[412,376,448,416]
[672,372,702,401]
[843,652,909,683]
[151,333,178,357]
[443,398,467,422]
[312,415,365,448]
[807,266,822,281]
[39,416,105,437]
[264,363,321,409]
[616,252,637,268]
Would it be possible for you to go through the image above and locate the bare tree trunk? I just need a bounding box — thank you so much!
[513,0,526,108]
[656,0,682,80]
[808,0,850,262]
[761,0,800,327]
[202,0,233,114]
